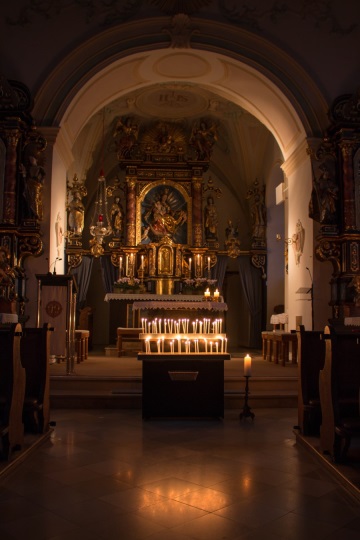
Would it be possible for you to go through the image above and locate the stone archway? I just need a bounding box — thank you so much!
[27,20,331,335]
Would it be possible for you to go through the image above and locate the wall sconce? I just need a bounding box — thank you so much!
[276,234,293,245]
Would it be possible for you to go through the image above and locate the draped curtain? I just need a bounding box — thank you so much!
[212,254,228,291]
[237,256,263,349]
[100,255,117,294]
[70,255,94,310]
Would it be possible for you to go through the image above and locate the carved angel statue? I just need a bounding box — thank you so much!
[189,119,218,160]
[113,116,139,159]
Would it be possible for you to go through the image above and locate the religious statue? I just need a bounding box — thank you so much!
[142,187,187,243]
[21,153,46,221]
[292,220,305,265]
[246,179,266,243]
[204,195,218,241]
[110,196,124,237]
[113,116,139,159]
[66,174,87,235]
[55,212,63,258]
[309,162,338,225]
[189,119,218,160]
[225,219,241,258]
[0,246,16,305]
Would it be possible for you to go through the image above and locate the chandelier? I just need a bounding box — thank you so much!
[89,171,112,257]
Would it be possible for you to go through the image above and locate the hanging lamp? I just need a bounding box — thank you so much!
[89,110,112,257]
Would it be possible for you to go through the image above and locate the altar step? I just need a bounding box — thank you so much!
[49,375,298,409]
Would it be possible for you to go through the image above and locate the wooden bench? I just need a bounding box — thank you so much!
[117,327,142,357]
[319,325,360,462]
[75,329,89,363]
[20,323,52,434]
[297,325,325,435]
[0,323,25,460]
[262,330,297,365]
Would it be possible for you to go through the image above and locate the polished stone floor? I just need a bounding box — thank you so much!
[1,408,360,540]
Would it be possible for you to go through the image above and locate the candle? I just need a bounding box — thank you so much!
[204,288,210,299]
[214,289,220,299]
[189,257,192,276]
[141,254,144,268]
[119,256,123,278]
[244,354,252,376]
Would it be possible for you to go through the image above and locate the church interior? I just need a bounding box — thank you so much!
[0,1,360,536]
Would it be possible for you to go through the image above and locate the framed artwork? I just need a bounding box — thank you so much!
[136,180,190,245]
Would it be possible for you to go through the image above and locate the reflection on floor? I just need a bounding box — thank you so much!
[1,409,360,540]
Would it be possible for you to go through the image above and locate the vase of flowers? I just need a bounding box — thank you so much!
[114,277,141,293]
[182,278,217,295]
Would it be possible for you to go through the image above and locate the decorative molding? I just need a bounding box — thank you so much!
[6,1,357,36]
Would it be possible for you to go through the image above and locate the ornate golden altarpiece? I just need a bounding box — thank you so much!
[66,117,250,296]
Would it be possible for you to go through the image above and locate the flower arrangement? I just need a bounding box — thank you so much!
[114,276,141,292]
[182,278,217,294]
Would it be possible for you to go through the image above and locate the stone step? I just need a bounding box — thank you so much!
[49,375,298,409]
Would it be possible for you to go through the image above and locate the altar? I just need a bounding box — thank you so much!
[104,293,227,333]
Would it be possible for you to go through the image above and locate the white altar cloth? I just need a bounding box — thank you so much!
[104,294,227,311]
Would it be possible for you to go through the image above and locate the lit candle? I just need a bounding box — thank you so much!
[244,354,252,376]
[141,254,144,268]
[119,256,123,278]
[204,288,210,299]
[213,289,220,301]
[189,257,192,276]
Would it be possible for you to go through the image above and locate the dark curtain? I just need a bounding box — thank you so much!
[237,256,262,349]
[100,255,117,294]
[70,255,93,310]
[212,254,228,291]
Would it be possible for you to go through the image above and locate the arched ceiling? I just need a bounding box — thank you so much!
[56,48,308,229]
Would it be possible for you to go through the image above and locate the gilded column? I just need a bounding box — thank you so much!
[3,129,20,224]
[191,176,203,247]
[340,141,356,231]
[125,176,136,246]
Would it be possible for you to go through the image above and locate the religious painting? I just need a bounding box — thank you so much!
[138,182,189,245]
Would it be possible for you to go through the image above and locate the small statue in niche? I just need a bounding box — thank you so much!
[204,195,219,241]
[225,219,241,258]
[66,174,87,235]
[20,153,46,221]
[110,196,124,237]
[246,179,266,241]
[309,162,338,224]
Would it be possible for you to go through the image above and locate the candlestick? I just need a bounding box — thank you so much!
[240,375,255,421]
[244,354,252,377]
[119,256,123,278]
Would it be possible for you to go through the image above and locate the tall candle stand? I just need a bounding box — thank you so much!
[239,376,255,421]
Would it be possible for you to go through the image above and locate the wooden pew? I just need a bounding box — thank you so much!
[0,323,25,460]
[117,327,142,356]
[319,325,360,462]
[297,325,326,436]
[20,323,52,434]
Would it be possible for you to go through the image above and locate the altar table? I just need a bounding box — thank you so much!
[139,352,231,419]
